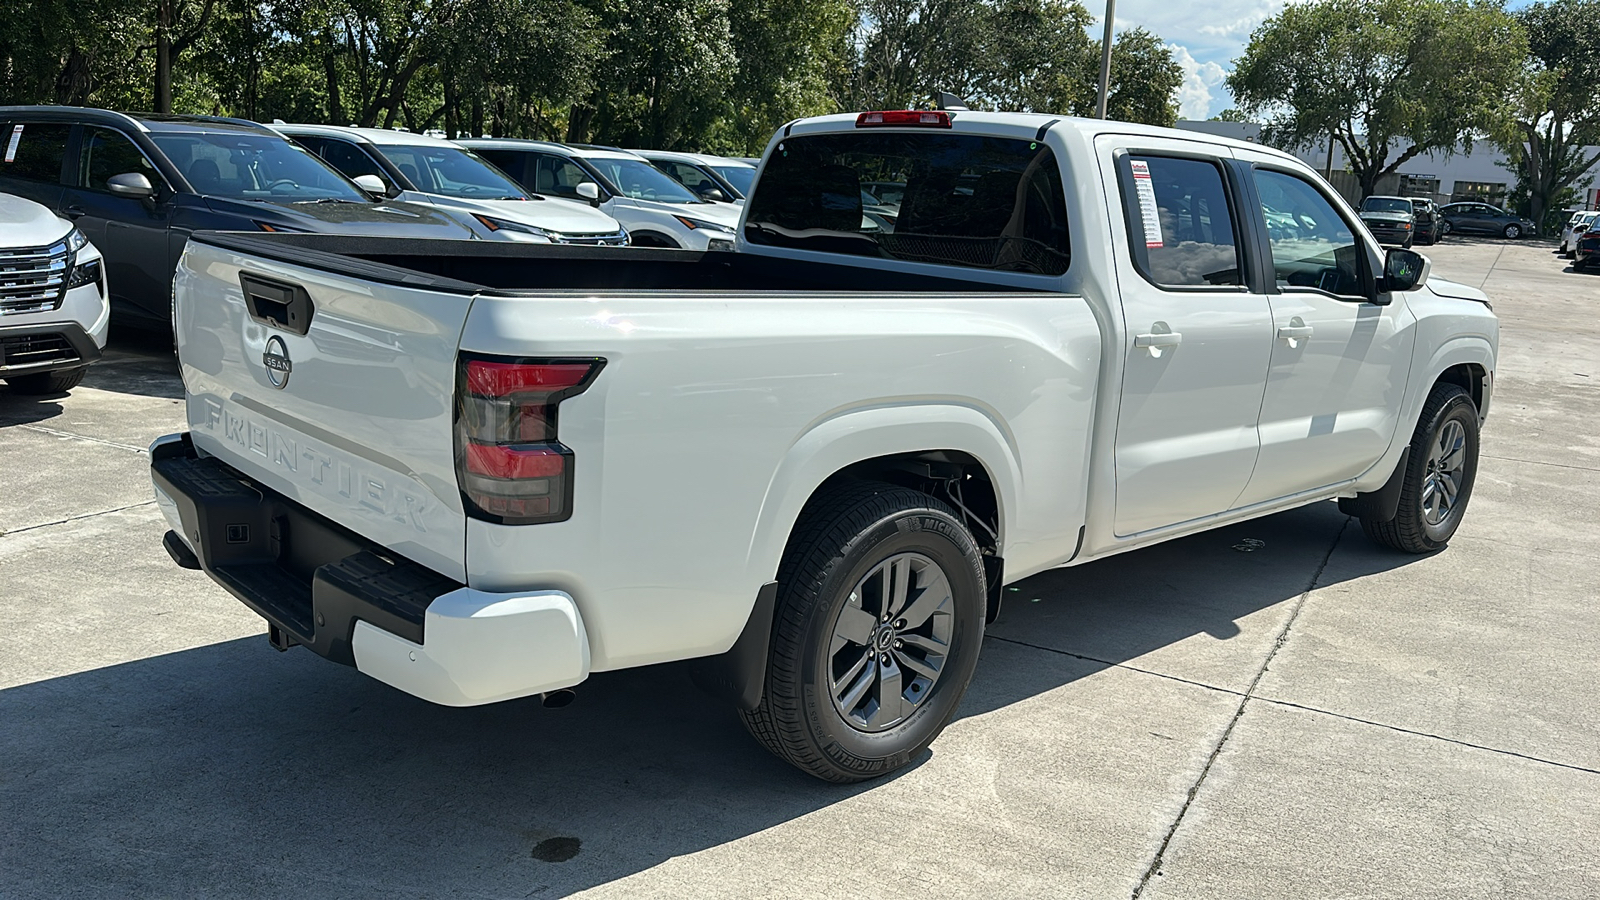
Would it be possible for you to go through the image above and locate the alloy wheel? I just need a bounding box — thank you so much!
[827,552,954,732]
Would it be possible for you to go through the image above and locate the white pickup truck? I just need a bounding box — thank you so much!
[151,110,1497,782]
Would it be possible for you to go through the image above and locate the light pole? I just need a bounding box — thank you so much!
[1096,0,1117,119]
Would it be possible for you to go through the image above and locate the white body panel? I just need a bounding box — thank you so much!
[170,112,1500,705]
[174,243,471,581]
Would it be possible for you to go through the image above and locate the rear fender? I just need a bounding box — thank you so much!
[745,404,1021,586]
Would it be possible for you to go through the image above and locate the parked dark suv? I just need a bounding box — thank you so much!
[1437,202,1534,239]
[0,107,474,328]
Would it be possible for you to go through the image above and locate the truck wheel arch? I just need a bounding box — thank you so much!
[745,405,1021,590]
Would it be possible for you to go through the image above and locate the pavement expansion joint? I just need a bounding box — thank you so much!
[0,500,156,538]
[1481,453,1600,474]
[17,423,150,455]
[1128,518,1349,900]
[1249,696,1600,777]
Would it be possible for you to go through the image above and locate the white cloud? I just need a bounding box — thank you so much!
[1169,44,1229,120]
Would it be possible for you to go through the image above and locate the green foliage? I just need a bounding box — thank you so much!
[1494,0,1600,233]
[1,0,1187,150]
[1228,0,1526,198]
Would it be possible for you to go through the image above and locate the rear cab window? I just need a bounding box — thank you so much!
[745,132,1070,276]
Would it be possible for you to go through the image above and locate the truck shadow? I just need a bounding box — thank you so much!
[0,503,1415,896]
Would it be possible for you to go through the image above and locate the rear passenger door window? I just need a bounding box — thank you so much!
[1251,169,1364,300]
[1,122,72,184]
[1116,155,1243,288]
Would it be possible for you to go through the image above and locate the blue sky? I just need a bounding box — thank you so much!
[1111,0,1539,119]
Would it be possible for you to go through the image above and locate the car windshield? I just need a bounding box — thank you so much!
[1362,198,1412,213]
[151,132,368,201]
[375,145,527,199]
[711,164,755,197]
[584,157,701,204]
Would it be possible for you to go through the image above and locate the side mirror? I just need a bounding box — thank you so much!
[576,182,600,203]
[1382,247,1430,293]
[352,174,389,197]
[701,188,727,202]
[107,172,155,199]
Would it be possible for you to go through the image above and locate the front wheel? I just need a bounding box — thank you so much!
[1359,383,1480,553]
[1503,223,1522,239]
[739,481,987,782]
[4,367,87,395]
[1440,221,1453,236]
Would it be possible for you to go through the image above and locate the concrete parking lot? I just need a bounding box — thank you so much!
[2,238,1597,898]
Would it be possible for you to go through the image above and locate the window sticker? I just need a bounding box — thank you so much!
[4,125,22,163]
[1130,158,1163,248]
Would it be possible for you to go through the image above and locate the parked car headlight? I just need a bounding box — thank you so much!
[472,214,553,239]
[673,215,736,234]
[66,228,89,253]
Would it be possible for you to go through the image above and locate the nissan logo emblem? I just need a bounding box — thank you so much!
[263,335,292,389]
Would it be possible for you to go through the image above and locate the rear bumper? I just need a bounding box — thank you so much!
[150,433,590,706]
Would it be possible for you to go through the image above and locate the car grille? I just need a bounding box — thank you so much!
[0,332,80,371]
[0,243,68,316]
[554,231,629,246]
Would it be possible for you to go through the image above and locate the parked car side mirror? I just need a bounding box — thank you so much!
[352,174,389,197]
[107,172,155,200]
[576,182,600,204]
[1382,247,1431,293]
[701,188,727,202]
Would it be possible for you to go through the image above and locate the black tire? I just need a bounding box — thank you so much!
[1402,236,1414,249]
[739,480,987,782]
[1503,223,1522,239]
[4,367,87,395]
[1360,383,1480,553]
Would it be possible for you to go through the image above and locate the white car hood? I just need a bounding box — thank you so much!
[418,193,624,235]
[622,196,741,226]
[1428,277,1491,304]
[0,193,71,248]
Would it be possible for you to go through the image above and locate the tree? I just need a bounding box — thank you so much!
[1085,27,1182,126]
[1495,0,1600,234]
[1228,0,1526,198]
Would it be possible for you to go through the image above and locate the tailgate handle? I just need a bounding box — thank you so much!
[239,272,315,336]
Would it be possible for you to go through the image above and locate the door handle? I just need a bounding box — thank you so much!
[1133,329,1182,358]
[1277,316,1313,349]
[64,206,87,219]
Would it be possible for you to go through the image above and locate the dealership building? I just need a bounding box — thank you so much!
[1177,120,1600,211]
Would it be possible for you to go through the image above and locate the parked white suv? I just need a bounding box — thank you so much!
[277,125,628,245]
[461,139,741,250]
[0,193,108,395]
[634,149,753,204]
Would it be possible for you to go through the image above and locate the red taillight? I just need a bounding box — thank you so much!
[455,355,605,525]
[856,110,953,128]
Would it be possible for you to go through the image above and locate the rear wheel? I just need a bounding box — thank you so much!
[739,481,987,782]
[4,367,87,395]
[1359,383,1479,553]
